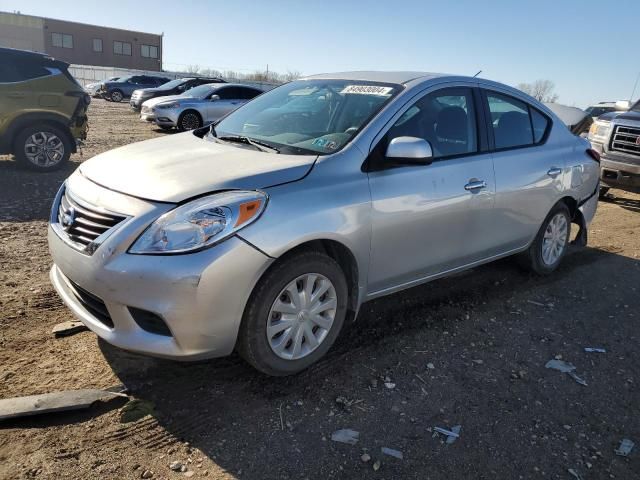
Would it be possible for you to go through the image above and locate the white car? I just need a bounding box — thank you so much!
[85,77,120,97]
[142,83,263,131]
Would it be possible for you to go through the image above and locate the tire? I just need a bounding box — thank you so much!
[110,90,124,102]
[177,110,202,131]
[13,124,72,172]
[520,202,571,275]
[599,187,610,199]
[237,251,349,376]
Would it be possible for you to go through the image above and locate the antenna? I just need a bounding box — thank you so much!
[473,70,482,78]
[630,71,640,102]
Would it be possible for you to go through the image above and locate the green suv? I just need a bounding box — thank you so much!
[0,47,89,171]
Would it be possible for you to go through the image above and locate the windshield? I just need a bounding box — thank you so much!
[157,78,186,90]
[180,84,216,98]
[212,79,401,155]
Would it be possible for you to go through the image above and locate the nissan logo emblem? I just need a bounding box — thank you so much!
[61,206,76,231]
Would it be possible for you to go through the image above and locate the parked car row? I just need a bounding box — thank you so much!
[85,76,120,97]
[97,74,172,102]
[139,83,264,131]
[129,77,226,110]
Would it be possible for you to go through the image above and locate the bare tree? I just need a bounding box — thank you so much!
[516,80,559,103]
[185,64,200,74]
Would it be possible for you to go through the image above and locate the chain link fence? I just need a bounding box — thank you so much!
[68,64,280,91]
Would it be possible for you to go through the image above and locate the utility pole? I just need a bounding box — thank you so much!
[266,64,269,82]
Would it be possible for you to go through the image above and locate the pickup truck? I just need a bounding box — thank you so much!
[588,99,640,196]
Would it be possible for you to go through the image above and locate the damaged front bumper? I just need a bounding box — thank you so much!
[48,174,273,360]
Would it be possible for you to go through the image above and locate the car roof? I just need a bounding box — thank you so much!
[304,71,449,85]
[207,83,261,89]
[0,46,67,66]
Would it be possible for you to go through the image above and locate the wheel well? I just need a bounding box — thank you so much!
[10,119,75,154]
[275,240,359,314]
[559,196,578,219]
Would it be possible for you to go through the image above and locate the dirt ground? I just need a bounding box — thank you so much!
[0,100,639,480]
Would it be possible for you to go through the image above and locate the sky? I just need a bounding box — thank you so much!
[2,0,639,108]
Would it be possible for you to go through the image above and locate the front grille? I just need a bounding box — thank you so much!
[67,279,114,328]
[56,189,126,252]
[611,125,640,157]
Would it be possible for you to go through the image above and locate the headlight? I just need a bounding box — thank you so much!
[129,191,268,254]
[157,102,179,109]
[588,121,611,139]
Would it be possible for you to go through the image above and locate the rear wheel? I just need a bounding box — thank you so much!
[237,251,348,376]
[521,203,571,275]
[599,186,610,199]
[13,124,71,171]
[177,110,202,131]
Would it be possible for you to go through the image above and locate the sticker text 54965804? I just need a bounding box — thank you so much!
[340,85,394,96]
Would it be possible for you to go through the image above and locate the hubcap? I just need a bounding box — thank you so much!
[112,91,122,101]
[24,131,65,167]
[542,213,568,266]
[182,113,200,130]
[267,273,337,361]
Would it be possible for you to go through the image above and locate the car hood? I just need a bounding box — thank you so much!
[79,132,317,203]
[597,110,640,122]
[143,94,189,108]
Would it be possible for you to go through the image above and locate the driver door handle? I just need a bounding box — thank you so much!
[547,167,562,177]
[464,180,487,191]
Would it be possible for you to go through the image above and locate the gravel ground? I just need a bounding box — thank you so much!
[0,100,639,480]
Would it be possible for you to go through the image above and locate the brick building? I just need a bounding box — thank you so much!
[0,11,163,71]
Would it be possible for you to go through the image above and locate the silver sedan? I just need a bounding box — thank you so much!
[48,72,599,376]
[145,83,263,131]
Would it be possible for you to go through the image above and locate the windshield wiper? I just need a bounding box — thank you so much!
[217,135,280,154]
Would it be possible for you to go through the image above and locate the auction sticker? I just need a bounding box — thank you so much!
[340,85,394,95]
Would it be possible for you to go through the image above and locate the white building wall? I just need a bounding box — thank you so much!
[0,12,44,52]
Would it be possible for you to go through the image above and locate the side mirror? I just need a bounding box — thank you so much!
[385,136,433,164]
[209,95,220,102]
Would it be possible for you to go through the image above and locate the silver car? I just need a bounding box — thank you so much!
[147,83,263,131]
[48,72,600,376]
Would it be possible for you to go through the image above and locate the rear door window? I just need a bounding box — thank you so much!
[530,108,549,143]
[486,93,533,149]
[217,87,240,100]
[0,64,24,83]
[236,87,262,100]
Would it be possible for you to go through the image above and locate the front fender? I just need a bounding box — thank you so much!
[237,160,372,304]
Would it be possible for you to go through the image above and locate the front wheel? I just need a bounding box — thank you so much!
[110,90,123,102]
[520,203,571,275]
[177,110,202,131]
[237,251,348,376]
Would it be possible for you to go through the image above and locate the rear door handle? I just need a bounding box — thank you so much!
[464,180,487,191]
[547,167,562,177]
